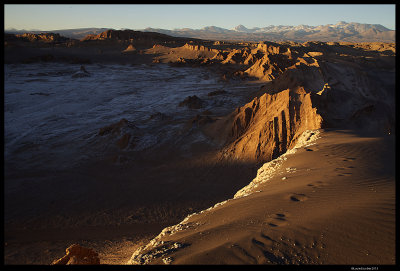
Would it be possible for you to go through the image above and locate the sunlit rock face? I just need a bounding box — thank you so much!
[201,40,395,164]
[213,87,322,163]
[15,32,70,43]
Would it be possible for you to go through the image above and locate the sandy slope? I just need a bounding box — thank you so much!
[128,129,395,265]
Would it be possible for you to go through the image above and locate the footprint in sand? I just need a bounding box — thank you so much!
[337,172,352,176]
[343,157,356,162]
[289,193,308,202]
[264,213,290,227]
[307,181,326,188]
[345,157,356,161]
[260,233,275,242]
[335,167,353,176]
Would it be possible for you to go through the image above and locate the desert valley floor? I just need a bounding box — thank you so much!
[4,30,396,265]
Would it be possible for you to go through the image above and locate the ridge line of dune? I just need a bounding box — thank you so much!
[126,129,320,264]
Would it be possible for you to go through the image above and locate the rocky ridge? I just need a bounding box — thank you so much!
[81,29,177,42]
[4,32,72,46]
[171,39,394,163]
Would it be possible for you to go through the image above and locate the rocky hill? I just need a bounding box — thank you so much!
[5,27,110,40]
[81,29,179,42]
[198,40,394,164]
[5,32,71,43]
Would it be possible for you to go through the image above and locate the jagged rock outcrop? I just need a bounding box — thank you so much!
[178,95,204,109]
[14,32,70,43]
[98,118,138,150]
[210,86,322,163]
[243,42,296,81]
[183,43,218,53]
[72,65,91,78]
[224,41,394,135]
[122,44,136,53]
[198,40,394,165]
[51,244,100,265]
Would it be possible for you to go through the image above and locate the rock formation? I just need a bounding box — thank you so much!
[15,32,70,43]
[98,118,138,150]
[122,44,137,53]
[200,40,394,163]
[178,95,204,109]
[205,86,322,163]
[182,43,219,53]
[80,29,188,46]
[71,65,91,78]
[51,244,100,265]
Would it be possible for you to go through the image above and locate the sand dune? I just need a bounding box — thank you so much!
[128,129,395,264]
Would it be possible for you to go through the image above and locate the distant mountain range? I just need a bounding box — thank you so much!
[5,22,395,42]
[142,22,395,42]
[4,27,110,40]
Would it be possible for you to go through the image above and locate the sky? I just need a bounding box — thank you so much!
[4,4,396,31]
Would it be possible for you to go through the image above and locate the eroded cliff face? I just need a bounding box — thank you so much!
[201,40,394,164]
[206,86,322,163]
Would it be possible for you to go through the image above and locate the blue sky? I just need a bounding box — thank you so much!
[4,4,396,31]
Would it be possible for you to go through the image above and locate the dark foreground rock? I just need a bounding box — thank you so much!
[51,244,100,265]
[178,95,204,109]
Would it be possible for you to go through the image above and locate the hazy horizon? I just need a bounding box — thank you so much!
[4,4,396,31]
[4,21,396,33]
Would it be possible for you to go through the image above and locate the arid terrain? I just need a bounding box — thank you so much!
[6,21,395,42]
[3,29,395,265]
